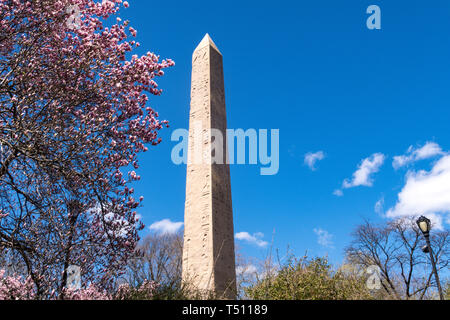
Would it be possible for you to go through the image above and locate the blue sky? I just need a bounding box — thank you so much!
[117,0,450,266]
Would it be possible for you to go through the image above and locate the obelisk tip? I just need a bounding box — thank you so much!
[194,33,222,55]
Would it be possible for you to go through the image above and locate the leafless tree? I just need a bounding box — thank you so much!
[122,232,183,293]
[346,217,449,300]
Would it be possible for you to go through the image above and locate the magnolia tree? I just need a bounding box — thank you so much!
[0,0,174,299]
[0,269,158,300]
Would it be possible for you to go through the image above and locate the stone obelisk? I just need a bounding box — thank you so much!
[182,34,236,299]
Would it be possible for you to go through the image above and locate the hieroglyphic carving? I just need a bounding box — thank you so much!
[182,34,236,299]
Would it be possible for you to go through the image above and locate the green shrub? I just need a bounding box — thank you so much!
[246,257,373,300]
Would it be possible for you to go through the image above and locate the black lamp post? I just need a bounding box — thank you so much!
[416,216,445,300]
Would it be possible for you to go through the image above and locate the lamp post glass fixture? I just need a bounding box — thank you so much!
[416,216,445,300]
[417,216,431,236]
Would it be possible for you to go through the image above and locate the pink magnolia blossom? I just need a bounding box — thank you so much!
[0,270,36,300]
[63,285,111,300]
[115,280,158,300]
[0,0,173,299]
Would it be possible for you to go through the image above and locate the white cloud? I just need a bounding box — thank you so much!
[343,153,385,189]
[335,153,385,195]
[313,228,334,248]
[386,155,450,229]
[235,232,268,248]
[304,151,325,171]
[149,219,184,234]
[375,197,384,215]
[393,142,444,169]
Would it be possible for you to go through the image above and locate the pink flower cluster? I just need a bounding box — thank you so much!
[0,269,160,300]
[0,270,36,300]
[63,286,110,300]
[115,280,159,300]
